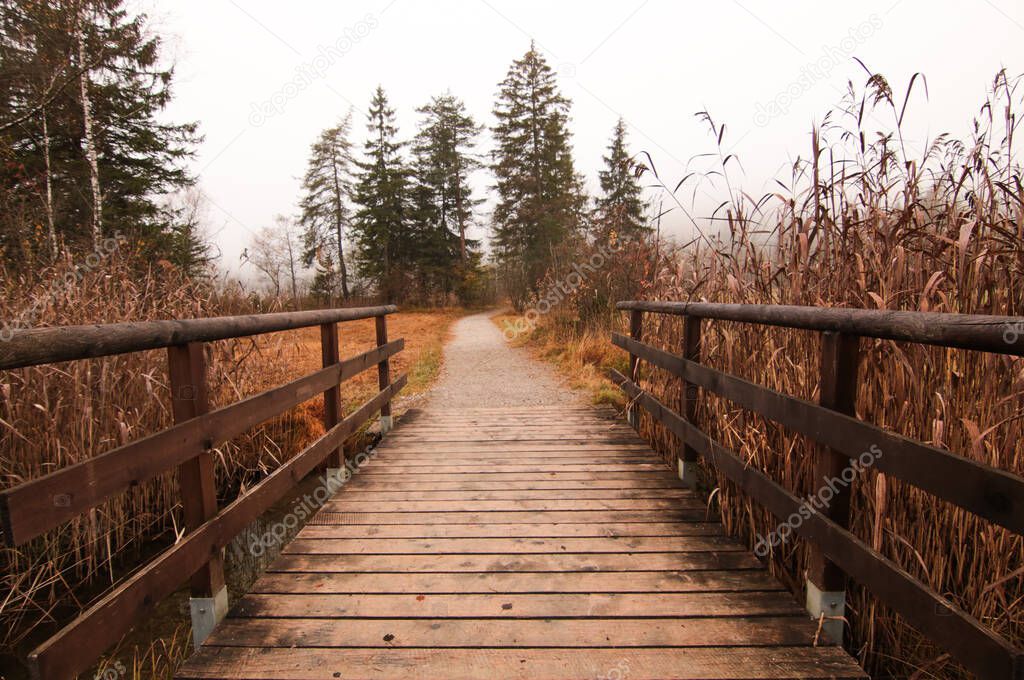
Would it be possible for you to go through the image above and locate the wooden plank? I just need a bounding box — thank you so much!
[297,522,719,538]
[0,340,404,546]
[26,376,407,680]
[341,471,678,483]
[250,570,784,594]
[356,464,670,474]
[177,647,867,679]
[680,315,702,468]
[341,479,687,491]
[281,536,741,555]
[229,591,806,618]
[611,368,1024,680]
[309,510,714,524]
[332,489,693,501]
[203,616,816,648]
[268,551,764,573]
[612,332,1024,535]
[320,322,343,469]
[365,457,664,467]
[320,499,698,512]
[375,315,392,422]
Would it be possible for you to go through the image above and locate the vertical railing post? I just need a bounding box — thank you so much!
[678,315,702,489]
[805,330,860,645]
[627,309,643,429]
[321,322,344,484]
[375,314,393,433]
[168,342,227,650]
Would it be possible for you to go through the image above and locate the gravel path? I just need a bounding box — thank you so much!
[423,310,584,409]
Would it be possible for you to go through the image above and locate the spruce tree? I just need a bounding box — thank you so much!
[596,118,648,240]
[0,0,201,263]
[491,42,584,308]
[298,111,355,300]
[410,93,483,302]
[351,86,411,303]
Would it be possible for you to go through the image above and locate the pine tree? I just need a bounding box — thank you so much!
[491,42,584,308]
[410,93,483,302]
[298,111,355,300]
[0,0,200,263]
[351,86,411,303]
[596,118,648,240]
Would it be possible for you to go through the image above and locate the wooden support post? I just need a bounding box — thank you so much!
[805,330,860,644]
[678,316,702,488]
[375,315,393,433]
[168,342,227,649]
[627,309,643,429]
[320,322,344,481]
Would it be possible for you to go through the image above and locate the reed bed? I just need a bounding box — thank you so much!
[533,70,1024,678]
[0,251,324,666]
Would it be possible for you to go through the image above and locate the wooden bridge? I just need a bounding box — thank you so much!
[1,303,1022,679]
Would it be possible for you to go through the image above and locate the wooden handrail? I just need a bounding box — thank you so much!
[0,305,405,680]
[617,301,1024,356]
[0,304,398,369]
[612,301,1024,680]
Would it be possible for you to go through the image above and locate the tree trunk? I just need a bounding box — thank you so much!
[330,159,350,300]
[76,5,102,246]
[42,109,58,258]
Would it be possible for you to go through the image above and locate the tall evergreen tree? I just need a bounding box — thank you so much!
[596,118,648,240]
[491,42,584,308]
[298,111,355,301]
[0,0,201,263]
[410,93,483,302]
[351,86,411,303]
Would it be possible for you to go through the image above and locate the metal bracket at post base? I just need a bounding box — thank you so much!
[380,415,393,434]
[676,459,698,490]
[805,580,845,646]
[190,586,228,650]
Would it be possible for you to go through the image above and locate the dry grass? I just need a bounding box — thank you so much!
[523,70,1024,678]
[0,251,461,675]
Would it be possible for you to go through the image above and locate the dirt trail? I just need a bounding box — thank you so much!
[423,310,583,409]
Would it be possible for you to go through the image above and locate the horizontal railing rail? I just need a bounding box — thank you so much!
[0,305,405,680]
[612,300,1024,680]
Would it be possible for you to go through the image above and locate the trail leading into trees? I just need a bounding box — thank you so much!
[424,310,583,409]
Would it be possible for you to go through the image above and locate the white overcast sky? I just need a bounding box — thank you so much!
[146,0,1020,277]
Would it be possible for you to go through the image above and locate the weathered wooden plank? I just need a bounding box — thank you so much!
[298,522,718,538]
[177,646,867,679]
[324,489,694,501]
[230,591,805,618]
[203,616,816,648]
[340,479,687,492]
[323,499,693,513]
[281,536,742,555]
[251,570,782,594]
[267,551,763,573]
[308,509,713,524]
[356,464,669,474]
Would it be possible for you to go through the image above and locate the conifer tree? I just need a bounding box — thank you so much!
[0,0,201,263]
[298,111,355,300]
[596,118,648,240]
[410,93,483,302]
[351,86,411,303]
[491,42,584,308]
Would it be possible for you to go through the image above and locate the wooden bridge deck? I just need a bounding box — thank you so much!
[176,406,865,680]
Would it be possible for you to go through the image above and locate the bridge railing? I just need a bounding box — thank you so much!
[612,300,1024,680]
[0,305,406,680]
